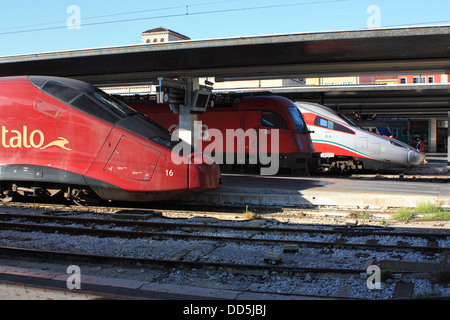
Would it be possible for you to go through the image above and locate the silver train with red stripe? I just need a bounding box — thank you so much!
[296,102,425,172]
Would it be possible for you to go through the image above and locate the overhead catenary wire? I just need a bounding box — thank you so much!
[0,0,448,37]
[0,0,238,32]
[0,0,349,36]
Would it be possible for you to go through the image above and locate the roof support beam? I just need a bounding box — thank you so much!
[0,26,449,86]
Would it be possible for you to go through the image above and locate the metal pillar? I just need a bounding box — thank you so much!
[178,77,199,148]
[430,119,437,153]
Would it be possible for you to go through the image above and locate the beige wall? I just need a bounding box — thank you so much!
[213,79,283,89]
[306,76,358,85]
[142,32,188,44]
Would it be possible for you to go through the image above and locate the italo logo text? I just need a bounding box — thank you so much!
[1,126,72,150]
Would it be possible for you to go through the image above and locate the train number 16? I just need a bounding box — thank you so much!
[165,169,174,177]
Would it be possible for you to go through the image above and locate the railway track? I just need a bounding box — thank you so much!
[0,212,448,254]
[0,245,365,277]
[2,199,450,228]
[0,203,449,299]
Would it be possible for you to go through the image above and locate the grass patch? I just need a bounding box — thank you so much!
[392,202,449,221]
[349,212,371,220]
[415,201,450,220]
[392,207,414,221]
[422,211,450,220]
[414,201,446,214]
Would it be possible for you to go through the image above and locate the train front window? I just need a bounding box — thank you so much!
[117,113,182,151]
[32,79,81,104]
[288,107,308,132]
[91,90,137,118]
[30,76,137,125]
[71,94,122,124]
[261,110,289,129]
[338,114,357,127]
[390,140,409,150]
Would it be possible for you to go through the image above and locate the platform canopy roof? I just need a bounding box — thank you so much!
[215,83,450,118]
[0,25,449,86]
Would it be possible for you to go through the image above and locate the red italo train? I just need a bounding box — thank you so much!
[0,76,221,205]
[125,95,315,174]
[296,102,425,172]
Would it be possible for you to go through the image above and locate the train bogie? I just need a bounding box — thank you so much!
[0,76,221,204]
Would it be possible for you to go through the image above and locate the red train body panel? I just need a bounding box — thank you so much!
[127,96,314,173]
[0,76,221,203]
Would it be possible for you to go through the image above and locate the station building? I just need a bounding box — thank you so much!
[141,27,191,44]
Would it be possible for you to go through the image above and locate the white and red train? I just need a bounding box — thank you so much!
[296,102,425,172]
[0,76,221,204]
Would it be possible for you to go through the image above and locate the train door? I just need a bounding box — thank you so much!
[314,116,357,157]
[242,109,290,169]
[242,110,259,165]
[259,110,291,161]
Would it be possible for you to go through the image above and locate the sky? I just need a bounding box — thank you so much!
[0,0,449,56]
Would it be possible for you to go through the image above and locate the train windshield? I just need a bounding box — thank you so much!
[288,107,308,132]
[117,113,181,150]
[91,90,137,118]
[29,76,136,124]
[337,113,357,127]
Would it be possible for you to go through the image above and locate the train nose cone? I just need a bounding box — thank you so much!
[408,150,426,165]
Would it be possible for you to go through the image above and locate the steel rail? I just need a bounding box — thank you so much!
[1,212,449,239]
[0,245,365,276]
[0,219,446,254]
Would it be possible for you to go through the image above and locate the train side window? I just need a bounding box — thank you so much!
[314,116,332,129]
[261,110,289,129]
[334,122,355,134]
[319,118,329,128]
[314,116,355,134]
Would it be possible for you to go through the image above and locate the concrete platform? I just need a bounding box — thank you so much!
[183,159,450,211]
[0,282,102,300]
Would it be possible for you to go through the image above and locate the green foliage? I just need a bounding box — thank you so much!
[392,207,414,220]
[414,201,449,220]
[392,202,449,221]
[414,201,446,214]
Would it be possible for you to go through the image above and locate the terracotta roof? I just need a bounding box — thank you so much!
[142,27,190,40]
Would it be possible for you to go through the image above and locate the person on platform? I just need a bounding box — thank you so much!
[416,137,428,164]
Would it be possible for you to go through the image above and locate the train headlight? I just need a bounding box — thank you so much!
[408,150,425,165]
